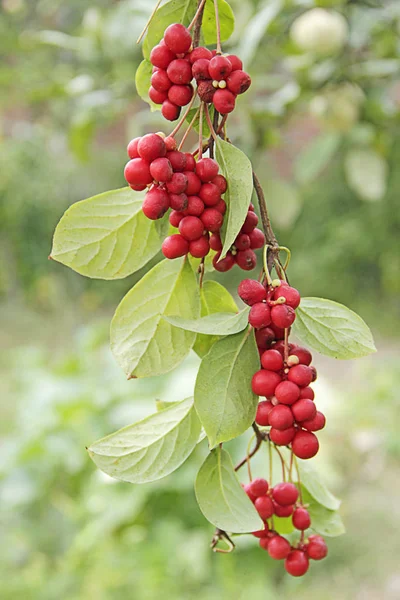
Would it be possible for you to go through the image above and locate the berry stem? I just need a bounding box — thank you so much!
[234,423,265,472]
[188,0,207,34]
[211,529,235,553]
[204,103,219,144]
[136,0,163,44]
[293,455,304,504]
[209,109,220,159]
[198,102,205,159]
[169,90,198,138]
[213,0,222,54]
[284,328,289,364]
[177,106,200,151]
[245,433,257,481]
[198,257,205,288]
[262,245,274,286]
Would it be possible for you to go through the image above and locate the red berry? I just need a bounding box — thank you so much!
[252,523,269,538]
[254,495,274,520]
[285,550,309,577]
[150,86,168,104]
[273,284,301,309]
[236,249,257,271]
[213,251,235,272]
[259,537,272,551]
[292,507,311,531]
[214,199,227,214]
[161,100,181,121]
[192,58,211,80]
[199,183,221,207]
[197,80,216,103]
[164,23,192,55]
[226,54,243,71]
[249,478,269,497]
[299,386,315,400]
[270,426,296,446]
[310,366,317,382]
[161,234,189,259]
[292,430,319,459]
[196,158,219,182]
[241,211,259,233]
[189,46,212,63]
[151,69,172,92]
[189,235,210,258]
[251,370,281,397]
[235,233,251,250]
[127,137,140,159]
[201,208,223,233]
[212,174,228,193]
[168,84,193,106]
[288,365,313,387]
[271,304,296,329]
[166,172,188,194]
[150,157,173,182]
[213,89,236,114]
[272,482,299,506]
[268,535,291,560]
[169,193,188,211]
[291,399,317,423]
[291,346,312,366]
[182,172,201,196]
[130,183,146,192]
[248,302,271,328]
[167,151,187,172]
[150,44,175,69]
[210,233,222,251]
[274,381,300,405]
[142,187,169,220]
[209,55,233,80]
[238,280,266,306]
[184,153,196,171]
[260,349,284,371]
[302,411,326,432]
[165,136,177,151]
[169,210,183,228]
[249,228,265,249]
[124,158,153,186]
[227,70,251,95]
[270,323,286,340]
[307,535,328,560]
[269,405,294,431]
[166,59,192,84]
[255,327,275,349]
[179,215,204,241]
[273,502,294,518]
[255,400,273,426]
[243,483,257,503]
[186,195,204,216]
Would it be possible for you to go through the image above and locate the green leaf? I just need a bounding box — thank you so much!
[144,0,197,59]
[185,105,215,138]
[193,280,238,357]
[111,258,200,378]
[344,148,387,202]
[155,400,207,443]
[238,0,281,65]
[297,459,341,511]
[261,178,302,230]
[273,516,295,535]
[194,329,259,447]
[293,297,376,360]
[50,188,167,279]
[88,397,201,483]
[216,139,253,258]
[135,59,159,111]
[163,307,249,335]
[202,0,235,45]
[195,447,263,533]
[294,133,341,185]
[302,488,345,538]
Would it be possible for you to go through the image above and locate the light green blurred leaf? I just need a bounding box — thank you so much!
[297,459,341,511]
[238,0,282,65]
[344,148,387,202]
[261,178,303,229]
[202,0,235,45]
[163,307,249,335]
[135,59,160,111]
[302,488,345,538]
[294,133,341,185]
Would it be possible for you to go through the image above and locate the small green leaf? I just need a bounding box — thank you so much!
[111,258,200,378]
[194,329,259,447]
[50,188,167,279]
[216,139,253,258]
[144,0,197,59]
[294,133,341,185]
[195,447,263,533]
[193,280,238,357]
[88,398,201,483]
[202,0,235,45]
[293,297,376,360]
[273,516,295,535]
[344,148,387,202]
[302,488,345,538]
[163,307,249,335]
[297,459,341,511]
[135,59,159,111]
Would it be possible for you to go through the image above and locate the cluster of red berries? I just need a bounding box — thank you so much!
[243,479,328,577]
[238,278,326,457]
[149,23,251,120]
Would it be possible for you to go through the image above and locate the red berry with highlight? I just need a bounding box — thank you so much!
[252,370,281,397]
[249,303,271,328]
[201,208,224,233]
[268,535,291,560]
[168,84,193,106]
[307,535,328,560]
[291,346,312,366]
[127,137,140,159]
[161,100,181,121]
[292,430,319,459]
[249,478,269,497]
[292,399,317,423]
[169,193,188,212]
[150,157,173,182]
[226,54,243,71]
[270,426,296,446]
[269,405,294,431]
[235,233,251,250]
[213,89,236,114]
[236,249,257,271]
[271,304,296,329]
[249,228,266,249]
[210,233,222,251]
[273,502,294,518]
[192,58,211,81]
[261,349,284,371]
[164,23,192,54]
[151,69,172,92]
[285,550,309,577]
[189,46,212,63]
[213,251,235,272]
[255,400,273,426]
[196,158,219,182]
[272,482,299,506]
[209,55,233,80]
[179,216,204,241]
[273,285,301,309]
[238,280,266,306]
[150,44,175,69]
[124,158,153,186]
[302,411,326,432]
[212,174,228,193]
[241,211,259,233]
[166,172,188,194]
[199,183,221,206]
[167,151,187,172]
[161,234,189,259]
[292,507,311,531]
[169,210,183,228]
[299,386,315,400]
[186,195,204,216]
[189,236,210,258]
[254,495,274,520]
[167,59,193,84]
[227,70,251,95]
[142,187,169,220]
[288,365,313,387]
[274,381,300,405]
[184,172,202,195]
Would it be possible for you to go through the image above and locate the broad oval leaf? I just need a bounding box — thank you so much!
[144,0,197,59]
[50,188,167,279]
[344,148,387,202]
[293,297,376,360]
[135,59,159,111]
[216,139,254,258]
[202,0,235,45]
[111,258,200,378]
[163,307,249,335]
[302,487,345,538]
[193,280,238,358]
[297,459,341,511]
[88,397,201,483]
[194,329,259,447]
[195,447,263,533]
[294,132,341,185]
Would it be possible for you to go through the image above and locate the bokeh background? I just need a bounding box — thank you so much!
[1,0,400,598]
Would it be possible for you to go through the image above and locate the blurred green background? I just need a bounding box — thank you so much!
[1,0,399,598]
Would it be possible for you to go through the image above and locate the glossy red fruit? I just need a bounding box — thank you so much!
[249,478,269,497]
[124,158,153,186]
[197,80,216,103]
[273,284,301,309]
[292,507,311,531]
[235,233,251,250]
[268,535,291,560]
[249,228,265,249]
[241,211,259,233]
[212,174,228,193]
[292,430,319,459]
[199,183,221,206]
[226,54,243,71]
[255,327,275,349]
[169,193,188,211]
[248,302,271,328]
[164,136,177,151]
[213,89,236,114]
[166,59,192,84]
[151,69,172,92]
[161,99,181,121]
[292,399,317,422]
[149,86,168,104]
[184,172,202,195]
[254,495,274,520]
[271,304,296,329]
[164,23,192,54]
[238,280,266,306]
[214,199,226,214]
[252,370,281,397]
[210,233,222,251]
[272,482,299,506]
[142,187,169,220]
[270,323,286,340]
[274,381,300,405]
[252,523,269,538]
[166,172,188,194]
[307,535,328,560]
[200,208,224,233]
[127,137,140,159]
[302,411,326,432]
[130,183,146,192]
[236,249,257,271]
[299,386,315,400]
[169,210,183,228]
[150,44,175,69]
[273,502,294,518]
[259,538,271,551]
[167,151,187,172]
[179,216,204,241]
[161,234,189,259]
[186,195,204,216]
[243,483,257,503]
[285,550,309,577]
[270,426,296,446]
[269,405,294,431]
[227,70,251,95]
[189,46,212,63]
[150,157,173,182]
[196,158,219,182]
[261,349,284,371]
[213,251,235,272]
[168,84,193,106]
[288,365,313,387]
[192,58,211,80]
[209,55,233,80]
[189,236,210,258]
[184,153,196,171]
[255,400,273,426]
[291,346,312,366]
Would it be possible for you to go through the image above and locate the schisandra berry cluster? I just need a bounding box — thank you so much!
[149,23,251,120]
[243,479,328,576]
[238,278,326,457]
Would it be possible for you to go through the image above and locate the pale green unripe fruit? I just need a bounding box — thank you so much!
[290,8,349,56]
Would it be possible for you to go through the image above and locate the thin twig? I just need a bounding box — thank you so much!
[214,0,222,54]
[192,0,206,48]
[169,91,198,138]
[198,102,204,159]
[189,0,207,32]
[178,106,200,151]
[137,0,163,43]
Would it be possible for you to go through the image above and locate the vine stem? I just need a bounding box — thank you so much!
[136,0,163,43]
[192,0,206,48]
[178,106,200,151]
[252,171,282,274]
[169,91,198,138]
[213,0,222,54]
[198,102,205,159]
[188,0,207,31]
[205,103,219,144]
